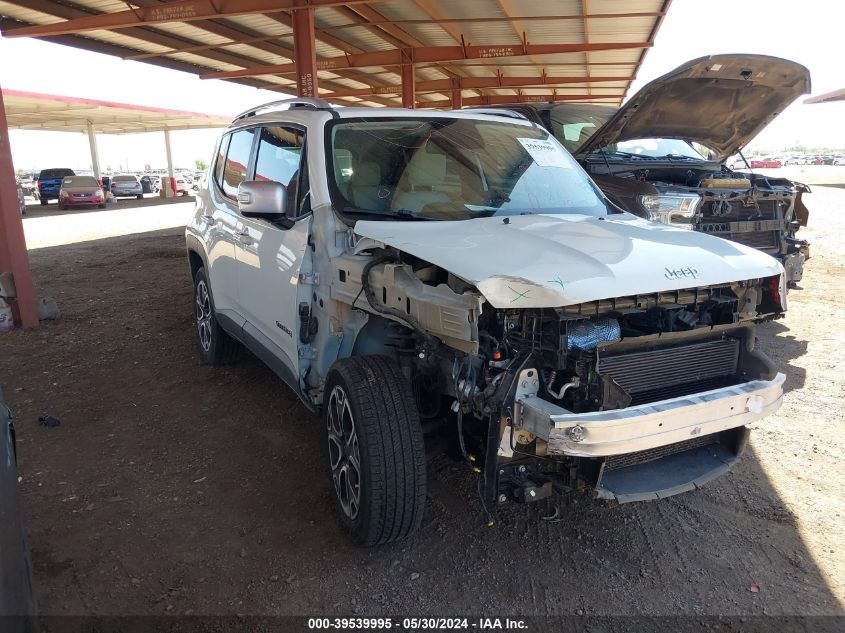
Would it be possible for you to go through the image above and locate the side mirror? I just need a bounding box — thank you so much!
[237,181,287,219]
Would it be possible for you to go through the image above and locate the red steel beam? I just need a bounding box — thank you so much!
[319,75,630,98]
[291,4,318,97]
[0,86,38,327]
[200,41,651,80]
[419,94,621,108]
[320,11,666,31]
[2,0,377,38]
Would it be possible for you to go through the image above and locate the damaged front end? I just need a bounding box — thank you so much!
[590,168,810,288]
[335,241,785,509]
[473,282,785,505]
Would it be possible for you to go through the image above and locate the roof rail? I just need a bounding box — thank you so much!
[461,107,528,121]
[233,97,334,122]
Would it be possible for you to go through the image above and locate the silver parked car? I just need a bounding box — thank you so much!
[110,174,144,199]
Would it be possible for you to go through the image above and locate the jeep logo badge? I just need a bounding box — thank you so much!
[664,266,700,280]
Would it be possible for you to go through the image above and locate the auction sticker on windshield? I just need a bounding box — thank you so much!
[517,137,571,168]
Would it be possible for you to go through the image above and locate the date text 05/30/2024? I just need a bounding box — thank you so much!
[307,617,528,630]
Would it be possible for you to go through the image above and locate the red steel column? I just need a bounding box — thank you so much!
[401,61,416,109]
[0,86,38,327]
[451,79,463,109]
[292,2,318,97]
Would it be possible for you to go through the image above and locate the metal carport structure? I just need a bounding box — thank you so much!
[0,0,672,326]
[4,88,232,180]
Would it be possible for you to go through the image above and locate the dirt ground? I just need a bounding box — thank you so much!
[1,187,843,617]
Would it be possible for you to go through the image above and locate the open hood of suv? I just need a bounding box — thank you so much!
[577,54,811,161]
[354,214,783,309]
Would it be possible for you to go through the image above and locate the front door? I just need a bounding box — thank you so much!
[235,125,311,376]
[203,130,253,317]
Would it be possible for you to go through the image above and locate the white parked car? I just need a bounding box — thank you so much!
[174,177,191,195]
[186,99,788,546]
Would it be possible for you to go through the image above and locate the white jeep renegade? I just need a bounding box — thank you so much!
[186,99,787,546]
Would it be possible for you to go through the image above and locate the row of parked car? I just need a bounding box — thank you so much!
[742,154,845,168]
[15,169,196,213]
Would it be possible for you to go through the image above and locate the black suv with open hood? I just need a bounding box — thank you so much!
[479,54,812,287]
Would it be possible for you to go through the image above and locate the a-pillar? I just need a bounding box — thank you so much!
[0,85,38,327]
[292,1,318,97]
[401,62,416,109]
[86,120,101,180]
[163,128,175,198]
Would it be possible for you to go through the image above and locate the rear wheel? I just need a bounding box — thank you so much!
[136,194,143,199]
[39,198,47,206]
[323,356,426,546]
[192,266,240,365]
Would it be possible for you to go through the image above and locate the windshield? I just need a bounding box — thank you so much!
[545,104,616,153]
[603,138,712,160]
[62,176,98,187]
[327,117,609,221]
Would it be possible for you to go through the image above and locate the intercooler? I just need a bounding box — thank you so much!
[728,230,780,251]
[598,337,741,406]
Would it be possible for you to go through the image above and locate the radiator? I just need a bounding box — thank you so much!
[598,337,741,405]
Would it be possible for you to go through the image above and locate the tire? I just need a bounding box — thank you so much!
[323,356,426,546]
[40,198,47,206]
[192,266,240,365]
[98,204,106,209]
[136,194,143,199]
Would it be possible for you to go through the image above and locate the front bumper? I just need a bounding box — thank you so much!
[515,373,785,458]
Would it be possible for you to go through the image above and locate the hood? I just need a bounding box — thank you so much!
[354,214,782,309]
[577,54,811,161]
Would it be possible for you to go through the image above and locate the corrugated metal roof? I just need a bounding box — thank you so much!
[0,0,673,108]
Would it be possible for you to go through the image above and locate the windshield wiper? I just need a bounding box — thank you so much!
[585,149,643,160]
[651,154,700,161]
[343,206,434,221]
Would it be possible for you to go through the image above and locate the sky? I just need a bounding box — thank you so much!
[1,0,843,172]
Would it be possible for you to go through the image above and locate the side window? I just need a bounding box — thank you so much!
[254,126,308,216]
[213,134,230,190]
[222,129,255,199]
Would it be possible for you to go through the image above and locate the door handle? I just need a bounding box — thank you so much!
[235,230,254,246]
[200,215,215,225]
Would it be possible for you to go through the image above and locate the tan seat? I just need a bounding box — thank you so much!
[393,152,451,213]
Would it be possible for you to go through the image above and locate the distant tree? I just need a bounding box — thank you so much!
[195,159,208,171]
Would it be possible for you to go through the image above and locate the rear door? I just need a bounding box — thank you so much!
[235,125,311,375]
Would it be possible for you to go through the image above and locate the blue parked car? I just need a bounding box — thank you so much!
[36,167,75,205]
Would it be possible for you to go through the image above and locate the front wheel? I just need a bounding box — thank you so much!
[192,266,240,365]
[323,356,426,546]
